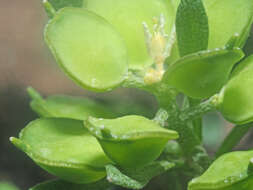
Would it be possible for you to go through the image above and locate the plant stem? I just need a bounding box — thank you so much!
[215,123,253,158]
[189,98,203,142]
[179,94,220,122]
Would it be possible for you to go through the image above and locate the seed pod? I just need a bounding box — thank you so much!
[27,87,114,120]
[188,151,253,190]
[45,8,128,91]
[204,0,253,49]
[163,48,244,99]
[85,115,179,168]
[10,118,112,184]
[85,0,177,69]
[219,55,253,124]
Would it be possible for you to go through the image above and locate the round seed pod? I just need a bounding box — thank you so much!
[219,55,253,124]
[163,48,244,99]
[45,8,128,92]
[85,0,177,69]
[10,118,112,184]
[85,115,179,168]
[188,151,253,190]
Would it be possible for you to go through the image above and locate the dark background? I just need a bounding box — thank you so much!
[0,1,253,189]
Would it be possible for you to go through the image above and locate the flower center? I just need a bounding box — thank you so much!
[142,14,176,85]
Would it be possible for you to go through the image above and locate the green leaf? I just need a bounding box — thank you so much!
[85,0,178,69]
[163,48,244,99]
[29,179,113,190]
[85,115,178,168]
[0,182,19,190]
[48,0,84,11]
[27,87,115,120]
[203,0,253,49]
[176,0,209,57]
[188,150,253,190]
[45,8,128,92]
[10,118,112,184]
[105,161,175,189]
[219,55,253,124]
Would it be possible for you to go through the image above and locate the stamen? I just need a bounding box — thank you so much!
[142,14,176,85]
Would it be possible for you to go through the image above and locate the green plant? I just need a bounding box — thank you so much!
[10,0,253,189]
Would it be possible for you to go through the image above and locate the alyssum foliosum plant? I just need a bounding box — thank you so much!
[10,0,253,189]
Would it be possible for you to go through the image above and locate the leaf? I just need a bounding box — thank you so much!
[10,118,112,184]
[29,179,113,190]
[163,48,244,99]
[48,0,84,11]
[45,8,128,92]
[27,87,115,120]
[176,0,209,57]
[105,161,175,189]
[85,0,178,69]
[203,0,253,49]
[85,115,178,168]
[188,150,253,190]
[219,55,253,124]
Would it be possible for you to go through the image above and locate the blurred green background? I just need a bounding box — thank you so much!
[0,0,253,189]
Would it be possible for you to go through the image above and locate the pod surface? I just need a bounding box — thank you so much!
[86,0,177,69]
[86,115,178,168]
[189,151,253,190]
[219,55,253,124]
[11,118,112,184]
[45,8,128,91]
[163,48,244,99]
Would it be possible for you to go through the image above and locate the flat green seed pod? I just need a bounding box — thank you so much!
[27,87,154,120]
[203,0,253,49]
[45,8,128,91]
[85,115,179,168]
[85,0,177,69]
[10,118,112,184]
[163,48,244,99]
[188,151,253,190]
[219,55,253,124]
[27,88,114,120]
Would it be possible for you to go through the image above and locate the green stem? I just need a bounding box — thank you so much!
[215,123,252,158]
[189,98,203,142]
[179,95,219,122]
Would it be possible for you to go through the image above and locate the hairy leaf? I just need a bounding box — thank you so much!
[176,0,209,56]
